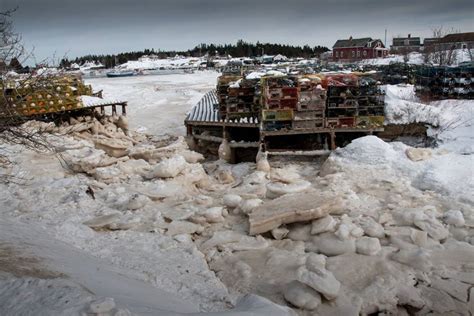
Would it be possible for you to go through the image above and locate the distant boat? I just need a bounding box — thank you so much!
[106,70,135,78]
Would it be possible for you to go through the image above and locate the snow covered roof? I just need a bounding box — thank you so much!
[186,90,219,122]
[333,37,373,48]
[186,90,259,125]
[273,54,288,61]
[81,95,126,107]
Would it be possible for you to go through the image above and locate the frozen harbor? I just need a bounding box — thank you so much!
[86,71,219,136]
[0,72,473,315]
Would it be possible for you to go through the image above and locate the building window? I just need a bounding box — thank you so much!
[352,50,355,57]
[363,50,367,57]
[357,51,360,57]
[335,51,339,58]
[340,51,344,58]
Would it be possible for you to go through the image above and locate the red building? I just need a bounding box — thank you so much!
[332,37,388,62]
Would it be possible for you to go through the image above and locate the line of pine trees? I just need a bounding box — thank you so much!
[60,40,329,68]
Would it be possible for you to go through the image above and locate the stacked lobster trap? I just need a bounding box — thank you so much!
[414,64,474,100]
[261,76,298,131]
[226,78,260,121]
[216,74,242,118]
[215,71,385,131]
[293,75,326,129]
[1,74,94,117]
[325,74,384,129]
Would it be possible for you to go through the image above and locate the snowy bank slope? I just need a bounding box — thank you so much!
[323,135,474,204]
[0,218,198,315]
[384,84,474,154]
[0,220,293,316]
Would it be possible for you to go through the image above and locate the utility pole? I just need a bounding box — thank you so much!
[384,29,387,47]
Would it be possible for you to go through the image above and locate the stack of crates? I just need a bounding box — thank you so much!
[293,75,326,129]
[356,75,385,128]
[217,74,242,118]
[325,74,385,129]
[325,74,360,128]
[0,75,93,117]
[415,65,473,99]
[226,78,260,121]
[261,76,298,131]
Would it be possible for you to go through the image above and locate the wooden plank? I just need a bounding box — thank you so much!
[267,149,331,156]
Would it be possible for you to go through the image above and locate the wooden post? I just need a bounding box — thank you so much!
[100,105,105,114]
[223,126,229,143]
[330,132,336,150]
[230,147,236,164]
[112,105,117,115]
[122,103,127,115]
[186,124,193,136]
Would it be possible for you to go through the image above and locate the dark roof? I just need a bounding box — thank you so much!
[439,32,474,44]
[392,37,421,46]
[333,37,373,48]
[393,37,421,40]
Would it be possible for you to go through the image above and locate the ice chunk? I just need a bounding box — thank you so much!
[83,213,121,230]
[240,199,263,215]
[410,229,428,247]
[296,266,341,300]
[358,216,385,238]
[271,227,289,240]
[287,224,312,241]
[150,155,187,178]
[201,207,225,223]
[200,231,245,250]
[356,237,381,256]
[222,194,242,208]
[311,232,356,256]
[180,150,204,163]
[125,193,150,210]
[405,147,432,161]
[443,210,465,227]
[305,253,327,271]
[311,215,337,235]
[413,214,449,240]
[249,191,343,235]
[391,249,432,271]
[166,220,203,236]
[266,179,312,199]
[283,280,321,310]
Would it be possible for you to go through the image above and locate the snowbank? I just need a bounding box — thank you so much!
[358,48,473,66]
[384,84,474,154]
[323,135,474,204]
[120,56,205,70]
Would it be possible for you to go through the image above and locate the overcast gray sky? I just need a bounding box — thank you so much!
[3,0,473,63]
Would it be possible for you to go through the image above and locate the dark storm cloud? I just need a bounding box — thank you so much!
[3,0,473,63]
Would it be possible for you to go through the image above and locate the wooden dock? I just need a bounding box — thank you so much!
[185,90,384,162]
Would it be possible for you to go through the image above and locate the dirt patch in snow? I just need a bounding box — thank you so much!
[0,243,64,279]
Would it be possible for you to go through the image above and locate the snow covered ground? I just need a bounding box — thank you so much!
[119,56,206,70]
[1,72,473,315]
[359,49,473,66]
